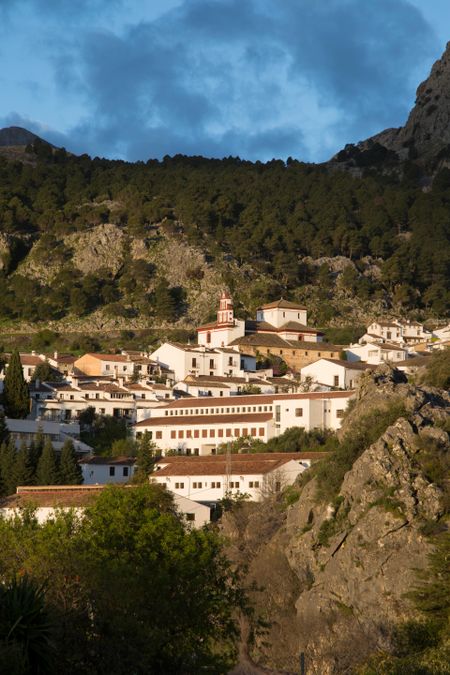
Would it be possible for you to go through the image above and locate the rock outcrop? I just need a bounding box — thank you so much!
[331,42,450,173]
[224,368,449,674]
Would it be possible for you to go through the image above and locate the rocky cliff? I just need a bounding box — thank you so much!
[224,367,449,674]
[331,42,450,174]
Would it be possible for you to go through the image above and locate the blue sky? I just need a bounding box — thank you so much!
[0,0,448,162]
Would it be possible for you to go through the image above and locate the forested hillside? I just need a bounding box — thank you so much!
[0,139,448,327]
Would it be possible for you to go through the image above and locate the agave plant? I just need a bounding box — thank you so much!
[0,575,57,674]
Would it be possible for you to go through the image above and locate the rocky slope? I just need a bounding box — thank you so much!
[331,42,450,174]
[223,367,449,674]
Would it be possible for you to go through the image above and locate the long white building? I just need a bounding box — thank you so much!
[132,390,353,456]
[152,452,325,502]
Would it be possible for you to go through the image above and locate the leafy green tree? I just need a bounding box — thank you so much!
[3,350,29,419]
[36,439,59,485]
[58,439,82,485]
[0,485,245,673]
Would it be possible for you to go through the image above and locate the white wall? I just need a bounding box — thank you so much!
[81,463,135,485]
[153,460,308,502]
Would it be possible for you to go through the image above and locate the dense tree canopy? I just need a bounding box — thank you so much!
[0,148,448,322]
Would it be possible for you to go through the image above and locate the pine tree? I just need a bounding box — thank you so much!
[3,349,29,419]
[13,441,34,487]
[133,432,157,483]
[0,412,10,445]
[36,439,59,485]
[59,439,82,485]
[0,438,18,495]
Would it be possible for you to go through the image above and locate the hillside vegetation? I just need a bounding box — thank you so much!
[0,142,448,331]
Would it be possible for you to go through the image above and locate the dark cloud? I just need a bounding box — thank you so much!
[2,0,439,161]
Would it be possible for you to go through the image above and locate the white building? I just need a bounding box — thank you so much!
[174,374,278,398]
[6,418,92,454]
[35,379,171,424]
[363,320,431,346]
[132,390,353,456]
[345,342,407,365]
[0,485,211,529]
[152,452,325,502]
[80,456,136,484]
[150,342,255,382]
[300,358,371,390]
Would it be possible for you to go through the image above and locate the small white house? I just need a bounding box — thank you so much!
[300,358,371,390]
[345,342,407,365]
[80,456,136,484]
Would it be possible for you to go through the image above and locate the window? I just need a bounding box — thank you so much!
[202,429,207,438]
[334,375,339,387]
[109,466,115,477]
[192,358,197,367]
[123,467,129,477]
[105,364,110,370]
[275,482,281,492]
[171,430,176,439]
[229,481,240,489]
[186,513,195,521]
[249,481,259,488]
[258,428,264,436]
[226,429,232,437]
[210,429,215,437]
[218,429,223,437]
[275,405,281,423]
[192,482,202,489]
[336,409,345,418]
[178,430,184,439]
[295,408,303,417]
[194,430,199,438]
[251,428,256,436]
[209,359,215,369]
[123,366,127,371]
[156,431,162,439]
[234,428,239,437]
[175,482,185,489]
[186,429,192,438]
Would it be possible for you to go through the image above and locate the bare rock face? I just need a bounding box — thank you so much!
[332,42,450,172]
[68,223,126,276]
[225,371,449,674]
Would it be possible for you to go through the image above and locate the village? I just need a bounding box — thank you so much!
[0,292,448,527]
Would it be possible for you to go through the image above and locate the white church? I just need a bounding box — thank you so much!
[197,291,322,348]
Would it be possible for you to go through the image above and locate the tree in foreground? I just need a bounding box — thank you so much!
[0,484,245,673]
[3,350,29,419]
[59,439,82,485]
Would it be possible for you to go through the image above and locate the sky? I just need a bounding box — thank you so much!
[0,0,449,163]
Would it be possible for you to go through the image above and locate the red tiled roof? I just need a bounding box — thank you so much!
[135,412,274,427]
[258,299,307,310]
[154,452,326,477]
[151,390,353,410]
